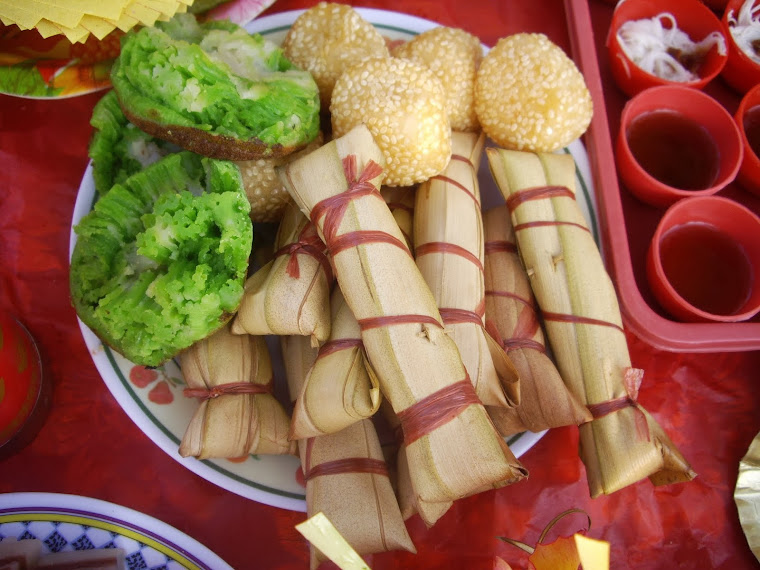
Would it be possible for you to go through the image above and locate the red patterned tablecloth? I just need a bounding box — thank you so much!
[2,1,760,568]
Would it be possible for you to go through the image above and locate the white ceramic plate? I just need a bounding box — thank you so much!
[69,9,599,513]
[0,492,232,569]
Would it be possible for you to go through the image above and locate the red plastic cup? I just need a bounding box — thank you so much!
[607,0,729,97]
[647,196,760,322]
[721,0,760,95]
[0,313,49,460]
[616,85,743,208]
[735,82,760,195]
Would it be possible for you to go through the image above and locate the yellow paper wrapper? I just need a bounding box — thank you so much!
[0,0,192,43]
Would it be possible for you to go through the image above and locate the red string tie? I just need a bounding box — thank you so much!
[183,381,272,400]
[397,378,481,445]
[586,368,650,441]
[272,223,333,283]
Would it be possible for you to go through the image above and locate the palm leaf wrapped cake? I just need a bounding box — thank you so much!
[487,148,696,496]
[279,124,527,505]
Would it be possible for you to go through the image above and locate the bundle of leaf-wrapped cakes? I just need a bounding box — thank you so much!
[70,4,695,566]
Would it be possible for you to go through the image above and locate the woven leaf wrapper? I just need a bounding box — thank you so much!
[487,148,696,496]
[381,185,416,249]
[414,130,519,409]
[482,204,591,435]
[279,124,527,504]
[290,286,382,439]
[281,335,414,569]
[380,401,452,527]
[231,200,332,345]
[178,324,295,459]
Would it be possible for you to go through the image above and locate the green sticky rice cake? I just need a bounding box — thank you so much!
[111,14,320,160]
[89,90,178,195]
[70,152,253,367]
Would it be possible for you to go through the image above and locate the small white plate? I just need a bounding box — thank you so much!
[0,492,232,570]
[69,8,599,513]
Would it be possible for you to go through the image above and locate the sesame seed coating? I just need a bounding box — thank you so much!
[330,57,451,187]
[282,2,390,109]
[393,26,483,132]
[474,33,593,152]
[236,135,323,222]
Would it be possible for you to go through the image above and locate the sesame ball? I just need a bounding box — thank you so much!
[393,27,483,132]
[330,57,451,187]
[282,2,390,109]
[236,135,323,222]
[475,33,593,152]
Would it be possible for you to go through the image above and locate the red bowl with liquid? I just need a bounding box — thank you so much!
[647,196,760,322]
[721,0,760,95]
[616,85,743,208]
[0,313,49,460]
[735,82,760,195]
[607,0,729,97]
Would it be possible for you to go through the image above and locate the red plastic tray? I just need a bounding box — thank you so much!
[568,0,760,353]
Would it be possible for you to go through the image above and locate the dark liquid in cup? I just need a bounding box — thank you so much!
[660,222,752,316]
[627,110,720,190]
[743,104,760,159]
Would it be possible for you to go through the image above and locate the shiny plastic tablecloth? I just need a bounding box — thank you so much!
[3,1,760,568]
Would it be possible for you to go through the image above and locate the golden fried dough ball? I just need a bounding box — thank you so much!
[236,134,324,222]
[475,33,593,152]
[330,57,451,187]
[282,2,390,109]
[392,27,483,132]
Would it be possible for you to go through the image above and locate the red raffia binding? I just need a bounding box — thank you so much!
[484,318,547,354]
[272,223,333,283]
[586,368,650,441]
[514,220,590,233]
[484,239,518,254]
[397,378,481,445]
[504,185,575,212]
[428,174,478,205]
[542,310,624,334]
[310,155,384,248]
[449,153,474,168]
[183,381,272,400]
[358,314,443,331]
[316,338,364,360]
[439,308,484,326]
[328,230,411,257]
[302,437,389,481]
[415,241,483,271]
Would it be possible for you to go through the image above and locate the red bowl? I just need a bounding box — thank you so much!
[607,0,729,97]
[735,82,760,195]
[647,196,760,322]
[722,0,760,94]
[616,85,743,207]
